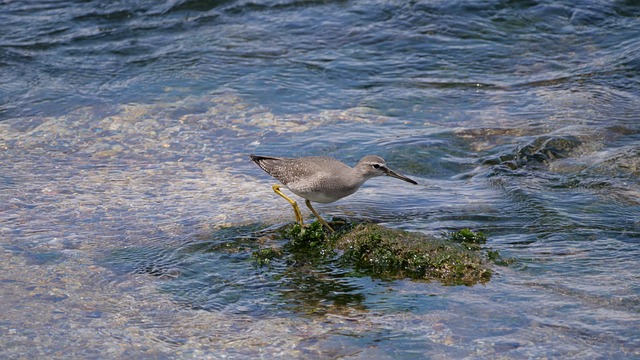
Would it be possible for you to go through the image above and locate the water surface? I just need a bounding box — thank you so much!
[1,0,639,358]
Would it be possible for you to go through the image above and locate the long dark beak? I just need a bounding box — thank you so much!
[384,167,418,185]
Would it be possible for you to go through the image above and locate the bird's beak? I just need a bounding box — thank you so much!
[384,167,418,185]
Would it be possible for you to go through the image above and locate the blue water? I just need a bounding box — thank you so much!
[1,0,640,358]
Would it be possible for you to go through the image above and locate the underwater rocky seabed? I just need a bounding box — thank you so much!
[1,93,640,358]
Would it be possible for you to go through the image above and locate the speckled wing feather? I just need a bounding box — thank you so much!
[250,155,336,185]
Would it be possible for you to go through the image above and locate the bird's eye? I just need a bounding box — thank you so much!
[372,164,381,169]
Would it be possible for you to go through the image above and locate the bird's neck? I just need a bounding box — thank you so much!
[351,167,375,188]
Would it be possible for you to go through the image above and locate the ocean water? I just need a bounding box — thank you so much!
[1,0,639,358]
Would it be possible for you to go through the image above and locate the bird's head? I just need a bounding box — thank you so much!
[356,155,417,184]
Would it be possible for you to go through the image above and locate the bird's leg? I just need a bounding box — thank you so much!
[305,199,335,232]
[272,184,304,226]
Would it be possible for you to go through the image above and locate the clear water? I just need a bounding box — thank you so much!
[1,0,639,358]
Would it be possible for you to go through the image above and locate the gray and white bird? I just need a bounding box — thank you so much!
[250,154,417,231]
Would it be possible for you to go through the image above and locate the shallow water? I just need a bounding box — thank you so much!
[1,0,640,358]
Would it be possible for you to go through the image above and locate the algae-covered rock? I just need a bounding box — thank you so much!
[335,224,492,285]
[252,221,496,286]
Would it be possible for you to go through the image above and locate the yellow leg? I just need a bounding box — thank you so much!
[305,199,335,232]
[272,184,304,226]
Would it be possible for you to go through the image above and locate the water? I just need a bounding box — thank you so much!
[1,0,639,358]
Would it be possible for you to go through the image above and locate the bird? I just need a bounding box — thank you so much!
[250,154,418,231]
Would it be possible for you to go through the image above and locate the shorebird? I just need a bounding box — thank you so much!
[250,154,417,231]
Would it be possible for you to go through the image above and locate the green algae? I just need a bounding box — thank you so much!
[335,224,492,285]
[448,228,487,250]
[252,221,501,286]
[251,247,284,266]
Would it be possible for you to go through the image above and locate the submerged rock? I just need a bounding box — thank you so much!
[482,135,582,170]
